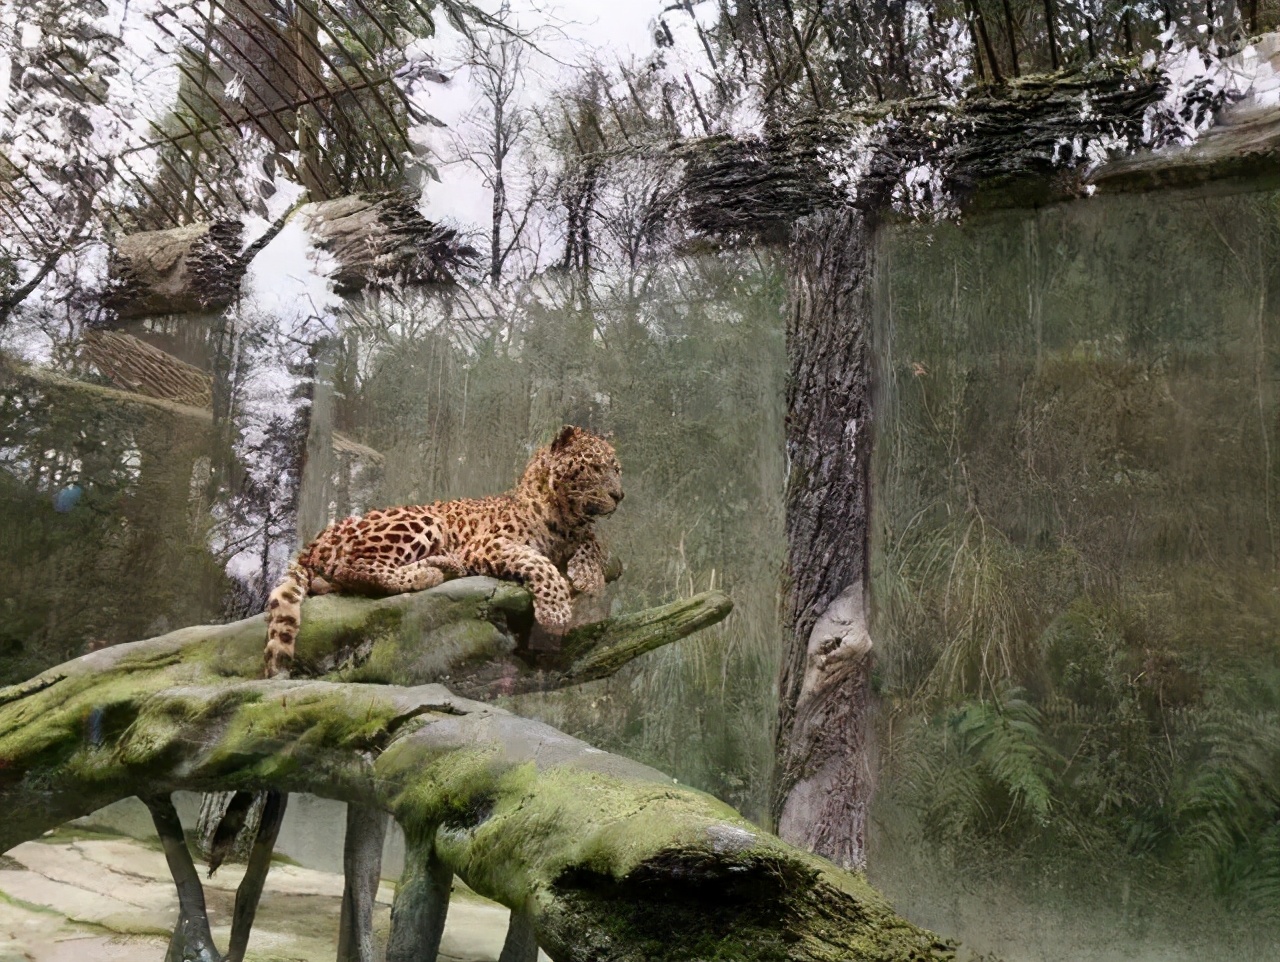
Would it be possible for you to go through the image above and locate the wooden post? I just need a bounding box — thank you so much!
[337,804,390,962]
[386,838,453,962]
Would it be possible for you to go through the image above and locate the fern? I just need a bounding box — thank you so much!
[1174,680,1280,911]
[1242,824,1280,918]
[905,748,990,846]
[950,686,1060,826]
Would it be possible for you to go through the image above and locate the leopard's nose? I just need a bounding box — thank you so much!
[613,490,624,502]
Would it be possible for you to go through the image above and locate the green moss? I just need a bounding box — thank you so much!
[382,739,508,837]
[542,866,948,962]
[0,887,68,918]
[198,684,404,783]
[37,824,131,844]
[391,735,946,959]
[347,612,511,686]
[291,595,407,671]
[561,591,733,679]
[0,888,171,940]
[382,737,856,932]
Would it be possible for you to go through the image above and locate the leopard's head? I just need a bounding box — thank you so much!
[521,425,623,525]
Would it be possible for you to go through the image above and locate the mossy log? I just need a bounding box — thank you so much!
[0,577,949,961]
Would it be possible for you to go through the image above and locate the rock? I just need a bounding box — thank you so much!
[0,829,542,962]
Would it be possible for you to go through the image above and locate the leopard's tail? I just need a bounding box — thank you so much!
[264,557,312,677]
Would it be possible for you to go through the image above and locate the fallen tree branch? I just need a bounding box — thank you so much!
[0,577,949,960]
[262,576,731,699]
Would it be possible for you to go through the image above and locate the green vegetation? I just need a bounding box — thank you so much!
[0,369,230,684]
[871,187,1280,928]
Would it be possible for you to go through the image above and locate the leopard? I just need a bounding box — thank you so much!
[262,425,623,677]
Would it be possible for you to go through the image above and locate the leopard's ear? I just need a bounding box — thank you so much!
[550,424,578,453]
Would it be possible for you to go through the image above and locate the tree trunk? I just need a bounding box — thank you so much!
[772,208,878,871]
[196,790,266,863]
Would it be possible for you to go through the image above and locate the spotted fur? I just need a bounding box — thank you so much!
[263,425,622,677]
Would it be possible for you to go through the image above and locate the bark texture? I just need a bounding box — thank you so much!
[0,579,951,962]
[772,209,878,870]
[105,220,245,320]
[198,790,265,868]
[303,194,475,294]
[676,66,1166,243]
[499,910,540,962]
[1090,86,1280,194]
[385,836,452,962]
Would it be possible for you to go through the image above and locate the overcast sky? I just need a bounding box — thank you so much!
[418,0,665,232]
[0,0,676,340]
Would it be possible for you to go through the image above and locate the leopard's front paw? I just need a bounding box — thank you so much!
[568,565,606,595]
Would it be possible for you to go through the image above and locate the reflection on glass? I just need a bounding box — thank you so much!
[870,190,1280,956]
[0,251,787,821]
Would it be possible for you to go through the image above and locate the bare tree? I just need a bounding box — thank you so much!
[448,3,553,284]
[0,0,117,327]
